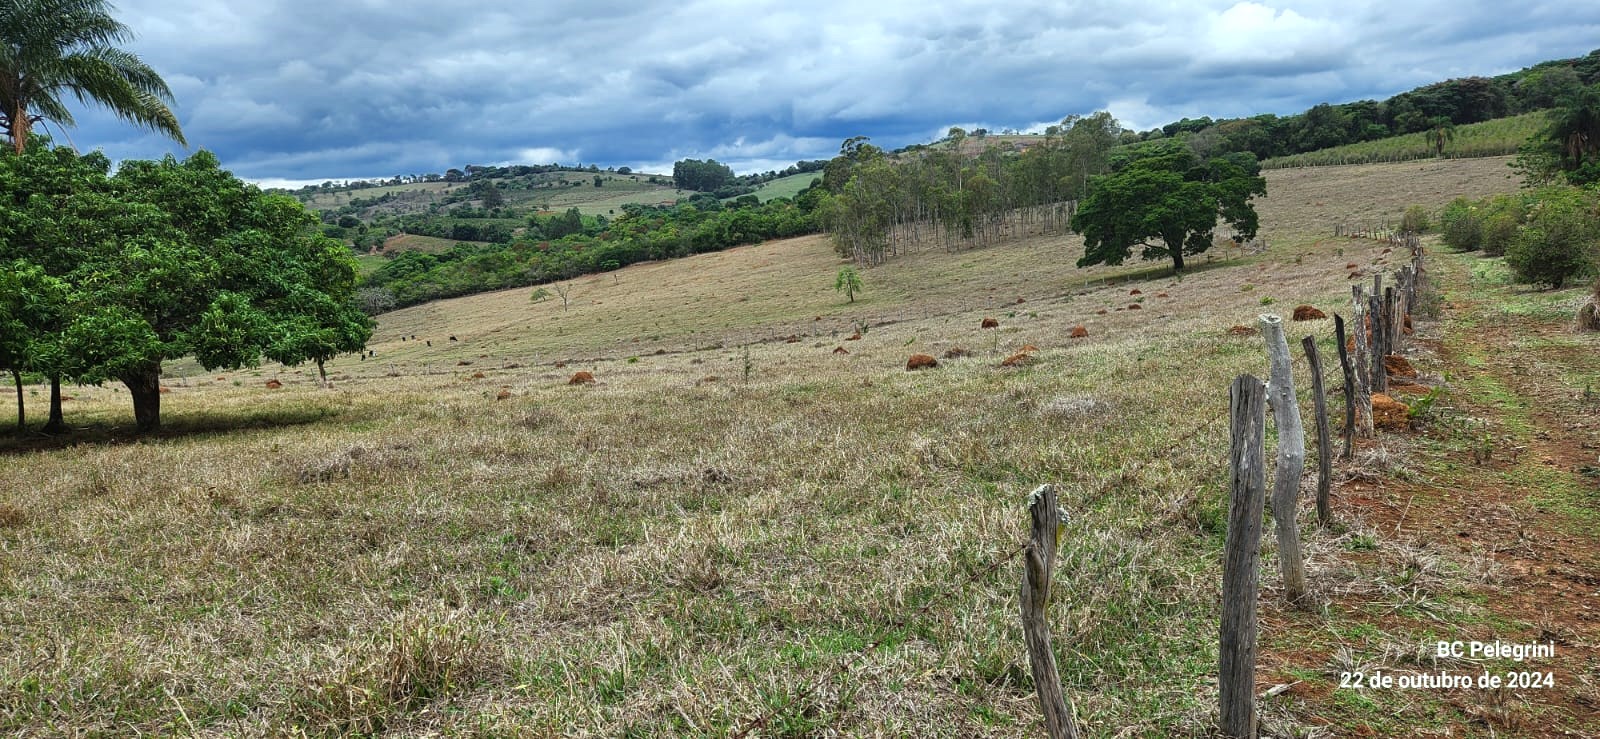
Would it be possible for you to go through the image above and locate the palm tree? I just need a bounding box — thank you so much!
[1548,86,1600,171]
[1424,118,1455,158]
[0,0,185,154]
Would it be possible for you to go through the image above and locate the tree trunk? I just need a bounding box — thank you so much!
[317,358,328,388]
[10,369,22,431]
[122,367,162,433]
[42,375,65,433]
[1171,244,1186,272]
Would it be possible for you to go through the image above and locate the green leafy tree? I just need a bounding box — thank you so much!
[47,150,371,431]
[0,0,185,154]
[0,261,70,429]
[0,143,113,431]
[1070,142,1266,272]
[834,265,863,303]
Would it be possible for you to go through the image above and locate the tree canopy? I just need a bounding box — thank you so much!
[0,0,185,153]
[1070,141,1266,272]
[671,158,735,191]
[0,146,371,432]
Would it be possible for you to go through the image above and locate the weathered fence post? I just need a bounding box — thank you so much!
[1384,286,1399,355]
[1221,374,1267,739]
[1334,314,1356,459]
[1349,288,1373,438]
[1369,291,1388,395]
[1302,336,1334,527]
[1260,314,1308,603]
[1021,484,1081,739]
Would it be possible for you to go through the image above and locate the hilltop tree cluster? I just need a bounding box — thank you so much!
[0,145,372,432]
[815,114,1123,264]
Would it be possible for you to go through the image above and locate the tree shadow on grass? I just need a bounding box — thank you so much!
[0,404,346,455]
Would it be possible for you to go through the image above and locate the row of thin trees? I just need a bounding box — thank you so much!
[817,114,1124,265]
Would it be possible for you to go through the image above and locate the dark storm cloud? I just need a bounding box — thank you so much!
[52,0,1600,185]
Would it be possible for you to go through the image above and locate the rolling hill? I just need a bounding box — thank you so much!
[7,155,1595,735]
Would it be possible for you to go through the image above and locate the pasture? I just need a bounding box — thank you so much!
[3,156,1595,736]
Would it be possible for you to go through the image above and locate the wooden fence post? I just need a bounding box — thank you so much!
[1260,315,1308,603]
[1334,314,1356,459]
[1349,287,1373,438]
[1369,291,1387,395]
[1021,484,1081,739]
[1302,336,1334,527]
[1221,374,1267,739]
[1382,286,1396,355]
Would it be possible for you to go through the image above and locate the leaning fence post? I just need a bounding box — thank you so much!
[1302,336,1334,527]
[1334,314,1357,459]
[1221,374,1266,739]
[1260,314,1308,603]
[1021,484,1081,739]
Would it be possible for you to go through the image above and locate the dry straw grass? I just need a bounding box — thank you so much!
[0,158,1521,734]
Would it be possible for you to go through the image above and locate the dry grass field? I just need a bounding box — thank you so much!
[5,156,1592,736]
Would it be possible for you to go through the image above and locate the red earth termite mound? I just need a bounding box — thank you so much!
[980,317,1000,329]
[906,354,939,371]
[1384,354,1417,378]
[833,346,849,354]
[568,371,596,385]
[1000,351,1035,367]
[265,379,283,389]
[1371,393,1410,430]
[1292,305,1327,321]
[1070,326,1089,338]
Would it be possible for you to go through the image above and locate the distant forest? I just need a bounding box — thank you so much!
[338,48,1600,312]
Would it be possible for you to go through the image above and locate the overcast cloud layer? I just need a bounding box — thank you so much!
[53,0,1600,186]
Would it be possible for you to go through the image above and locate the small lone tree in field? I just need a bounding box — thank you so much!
[834,266,863,303]
[1425,118,1456,158]
[1071,141,1265,272]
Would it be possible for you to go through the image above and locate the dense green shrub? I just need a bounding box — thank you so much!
[1400,205,1431,233]
[1440,197,1484,251]
[1505,188,1599,288]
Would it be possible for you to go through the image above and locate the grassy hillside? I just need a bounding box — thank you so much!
[737,171,820,202]
[4,157,1594,736]
[1262,112,1546,169]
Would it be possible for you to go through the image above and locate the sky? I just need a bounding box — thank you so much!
[52,0,1600,187]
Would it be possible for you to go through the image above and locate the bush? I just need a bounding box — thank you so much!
[1439,197,1483,251]
[1505,189,1599,289]
[1478,194,1527,257]
[1399,205,1430,233]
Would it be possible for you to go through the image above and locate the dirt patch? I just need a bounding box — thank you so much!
[942,347,971,359]
[905,354,938,371]
[1070,326,1089,338]
[833,346,850,355]
[1227,325,1257,337]
[266,379,283,389]
[980,317,999,329]
[1292,305,1327,321]
[568,371,596,385]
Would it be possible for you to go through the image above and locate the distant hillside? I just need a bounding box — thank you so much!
[1262,112,1547,169]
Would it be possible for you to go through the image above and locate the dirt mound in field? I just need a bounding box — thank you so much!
[495,388,512,400]
[906,354,938,371]
[568,371,596,385]
[1371,393,1410,430]
[1000,351,1036,367]
[1292,305,1327,321]
[1070,326,1089,338]
[980,317,999,329]
[833,346,849,354]
[1226,325,1257,337]
[1384,355,1417,378]
[265,379,283,389]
